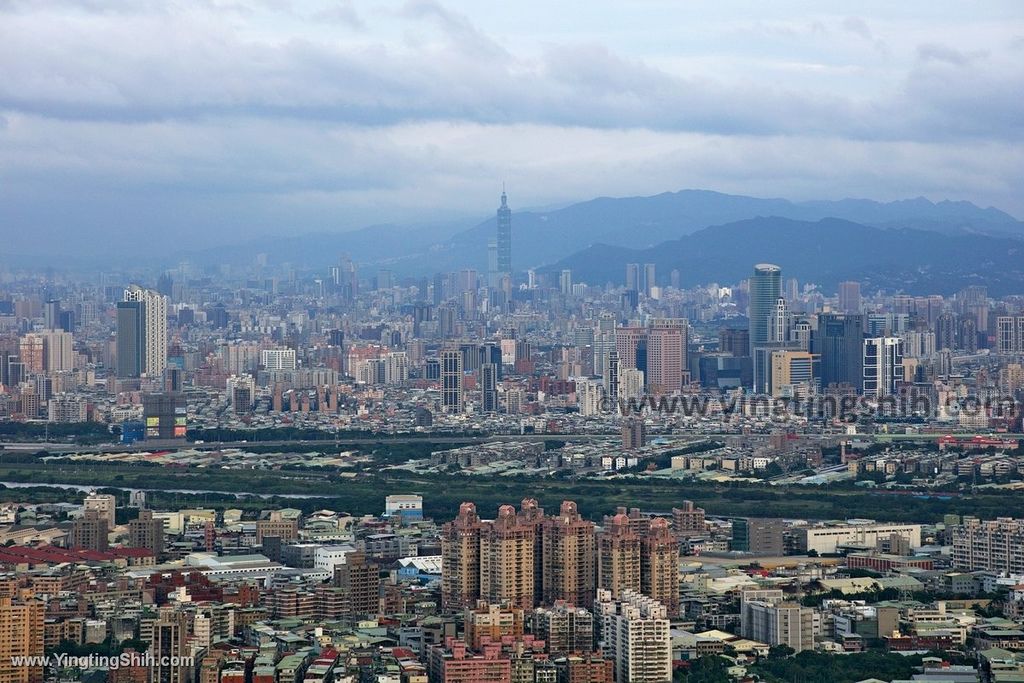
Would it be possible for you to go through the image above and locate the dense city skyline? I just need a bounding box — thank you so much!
[4,2,1024,682]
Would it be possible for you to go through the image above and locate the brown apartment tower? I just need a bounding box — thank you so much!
[542,501,597,608]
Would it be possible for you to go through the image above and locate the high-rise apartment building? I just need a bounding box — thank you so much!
[541,501,597,608]
[261,348,297,371]
[442,502,483,612]
[440,348,464,414]
[84,492,117,530]
[480,505,535,610]
[124,286,168,377]
[863,336,904,398]
[996,316,1024,355]
[0,595,45,683]
[640,519,679,618]
[332,551,381,619]
[672,501,706,537]
[140,609,190,683]
[951,517,1024,573]
[533,603,594,656]
[596,590,671,683]
[129,509,165,557]
[71,509,109,551]
[597,513,641,600]
[480,362,498,413]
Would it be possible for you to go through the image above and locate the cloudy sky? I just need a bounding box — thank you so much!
[1,0,1022,259]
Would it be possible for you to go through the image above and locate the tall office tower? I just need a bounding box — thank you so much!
[559,269,573,295]
[935,312,956,351]
[124,286,168,377]
[42,331,73,373]
[815,313,865,391]
[333,551,381,619]
[18,334,44,374]
[226,374,256,413]
[441,503,483,612]
[70,510,109,551]
[596,590,672,683]
[863,336,904,398]
[614,327,648,371]
[643,263,656,296]
[0,595,44,683]
[116,300,144,378]
[646,320,685,394]
[767,297,792,343]
[625,263,640,292]
[541,501,597,608]
[44,299,61,330]
[84,492,117,530]
[672,501,706,537]
[838,281,862,313]
[497,190,512,278]
[533,603,595,656]
[719,328,750,357]
[769,350,815,398]
[597,513,641,599]
[129,509,165,557]
[479,363,498,413]
[440,348,464,414]
[603,350,620,402]
[640,519,679,617]
[748,263,782,346]
[261,348,297,371]
[140,610,191,683]
[480,505,535,610]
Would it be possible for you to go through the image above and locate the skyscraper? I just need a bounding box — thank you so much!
[116,300,145,379]
[541,501,597,608]
[480,505,535,610]
[480,363,498,413]
[497,190,512,278]
[815,313,865,391]
[597,513,641,599]
[442,503,483,613]
[863,336,905,398]
[440,348,464,414]
[121,286,168,377]
[640,519,679,617]
[748,264,782,347]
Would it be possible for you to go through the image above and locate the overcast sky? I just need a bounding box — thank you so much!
[1,0,1022,258]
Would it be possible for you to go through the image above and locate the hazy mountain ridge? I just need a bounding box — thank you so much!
[169,189,1023,276]
[546,216,1024,295]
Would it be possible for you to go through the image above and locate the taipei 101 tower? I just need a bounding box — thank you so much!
[497,189,512,279]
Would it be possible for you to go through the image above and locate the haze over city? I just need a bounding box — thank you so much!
[1,1,1022,260]
[4,3,1024,683]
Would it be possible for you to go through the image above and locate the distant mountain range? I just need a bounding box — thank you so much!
[546,216,1024,295]
[176,189,1024,292]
